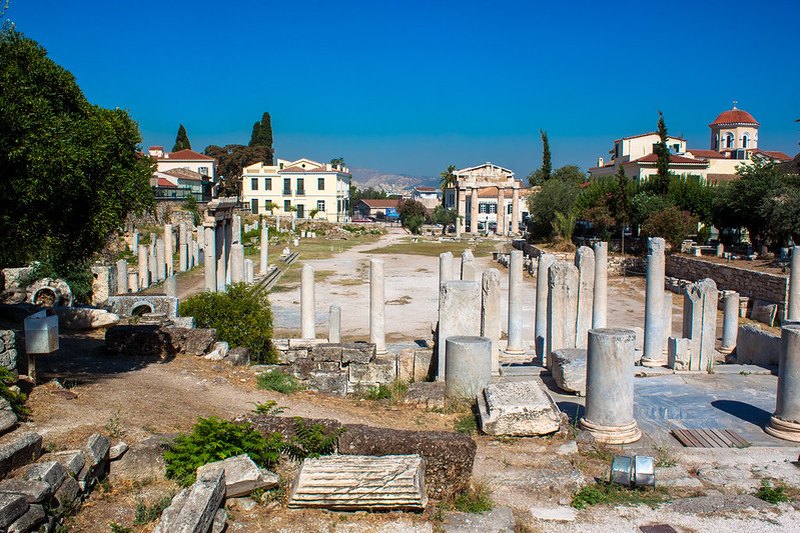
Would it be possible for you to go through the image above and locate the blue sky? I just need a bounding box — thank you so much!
[7,0,799,178]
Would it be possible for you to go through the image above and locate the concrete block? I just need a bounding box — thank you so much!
[478,380,562,436]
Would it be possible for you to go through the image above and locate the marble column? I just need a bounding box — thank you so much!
[481,269,501,374]
[204,226,216,292]
[574,246,595,349]
[369,258,387,355]
[511,187,520,234]
[662,292,674,356]
[138,245,149,290]
[592,242,608,329]
[790,246,800,321]
[244,259,254,284]
[682,278,718,372]
[301,264,315,340]
[470,187,479,234]
[505,250,524,354]
[179,223,188,272]
[721,291,740,354]
[579,328,642,444]
[164,224,173,277]
[224,218,233,285]
[460,250,477,281]
[641,237,666,367]
[445,336,492,399]
[231,244,245,283]
[457,188,466,236]
[535,254,556,361]
[156,238,167,282]
[116,259,128,295]
[232,214,242,244]
[216,222,227,291]
[437,280,481,380]
[164,275,177,298]
[190,236,198,269]
[127,271,137,294]
[547,261,579,363]
[496,188,506,236]
[260,225,269,275]
[130,231,139,253]
[766,324,800,442]
[439,252,453,286]
[329,304,341,343]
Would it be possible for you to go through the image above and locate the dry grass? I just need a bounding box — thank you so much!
[366,237,499,257]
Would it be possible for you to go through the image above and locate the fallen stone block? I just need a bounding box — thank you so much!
[204,341,229,361]
[110,442,129,460]
[53,307,119,330]
[197,454,279,498]
[85,433,111,467]
[308,370,348,396]
[338,425,476,500]
[347,357,397,391]
[154,468,226,533]
[0,479,52,503]
[53,476,80,511]
[0,404,17,436]
[112,436,172,481]
[0,433,42,478]
[23,461,67,490]
[212,508,227,533]
[340,343,375,364]
[413,349,434,382]
[751,300,778,327]
[477,380,562,437]
[311,344,343,362]
[736,324,780,366]
[223,347,250,366]
[46,450,85,477]
[105,325,174,359]
[529,506,577,522]
[667,337,693,370]
[288,454,427,511]
[403,382,446,410]
[242,415,342,442]
[550,348,586,395]
[0,493,27,530]
[8,503,45,533]
[162,327,216,356]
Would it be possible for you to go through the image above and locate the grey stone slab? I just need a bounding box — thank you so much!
[46,450,86,477]
[8,503,45,533]
[736,324,780,366]
[478,380,562,436]
[53,476,80,510]
[0,433,42,479]
[0,479,51,503]
[550,348,586,395]
[23,461,66,489]
[85,433,110,466]
[154,468,226,533]
[529,506,577,522]
[196,454,278,498]
[0,493,27,530]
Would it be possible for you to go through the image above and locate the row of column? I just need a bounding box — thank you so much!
[455,186,521,236]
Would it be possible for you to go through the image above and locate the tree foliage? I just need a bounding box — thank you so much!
[526,166,584,240]
[172,123,191,152]
[439,164,457,205]
[652,111,671,194]
[397,199,429,234]
[0,28,154,287]
[431,205,458,234]
[249,112,274,164]
[539,129,551,182]
[204,144,272,197]
[642,206,697,250]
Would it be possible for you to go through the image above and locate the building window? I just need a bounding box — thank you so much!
[198,167,209,176]
[251,177,258,191]
[251,199,259,214]
[714,135,719,150]
[265,178,272,190]
[297,178,305,195]
[318,177,325,190]
[507,204,512,214]
[479,203,488,214]
[317,200,326,211]
[297,204,305,218]
[742,133,750,148]
[283,178,291,195]
[489,204,497,214]
[726,133,734,149]
[284,200,291,212]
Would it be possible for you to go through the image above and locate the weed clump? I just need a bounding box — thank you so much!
[571,482,667,509]
[257,370,303,394]
[133,496,173,525]
[754,480,789,504]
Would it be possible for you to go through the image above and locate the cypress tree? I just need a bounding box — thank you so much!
[654,111,671,194]
[540,129,551,182]
[172,124,191,152]
[249,112,274,164]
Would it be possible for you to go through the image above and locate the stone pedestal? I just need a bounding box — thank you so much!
[496,188,506,236]
[369,259,387,355]
[301,264,315,340]
[547,261,579,364]
[505,250,524,354]
[437,281,481,380]
[682,278,718,372]
[439,252,453,286]
[478,380,561,436]
[535,254,556,361]
[579,328,641,444]
[127,271,137,293]
[460,250,477,281]
[445,336,491,399]
[130,231,139,253]
[230,244,245,283]
[164,224,173,277]
[766,325,800,442]
[642,237,666,367]
[481,269,501,374]
[592,242,608,329]
[204,226,216,292]
[260,226,269,275]
[720,291,740,354]
[574,246,595,349]
[329,305,341,343]
[789,246,800,321]
[148,242,158,286]
[116,260,128,295]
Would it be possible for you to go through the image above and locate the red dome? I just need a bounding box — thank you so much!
[710,108,759,126]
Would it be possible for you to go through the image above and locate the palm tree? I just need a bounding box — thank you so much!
[439,164,457,206]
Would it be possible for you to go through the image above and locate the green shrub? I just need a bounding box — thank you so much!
[133,496,173,525]
[164,417,283,486]
[282,417,346,461]
[179,283,276,363]
[18,258,94,303]
[257,370,302,394]
[754,480,789,504]
[0,367,28,419]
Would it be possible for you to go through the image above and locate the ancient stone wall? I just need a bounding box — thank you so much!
[0,330,17,371]
[665,255,788,313]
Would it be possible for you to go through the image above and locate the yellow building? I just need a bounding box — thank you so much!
[241,158,351,222]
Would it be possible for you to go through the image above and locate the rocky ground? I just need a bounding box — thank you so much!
[3,228,800,531]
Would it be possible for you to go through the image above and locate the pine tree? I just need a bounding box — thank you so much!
[540,129,551,182]
[249,112,274,164]
[172,124,191,152]
[654,111,671,194]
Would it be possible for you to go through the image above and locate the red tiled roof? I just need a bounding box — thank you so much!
[149,145,164,151]
[279,165,327,173]
[359,199,399,208]
[754,149,792,161]
[159,149,215,161]
[155,178,178,188]
[629,153,708,165]
[710,108,759,126]
[161,168,205,181]
[415,186,436,192]
[687,149,726,159]
[476,187,522,199]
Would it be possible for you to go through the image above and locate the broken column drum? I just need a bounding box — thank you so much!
[300,264,315,340]
[720,291,740,354]
[445,336,492,399]
[592,242,608,329]
[116,259,128,294]
[179,223,188,272]
[460,249,477,282]
[156,238,166,282]
[546,260,579,364]
[789,246,800,321]
[329,304,341,343]
[260,225,269,275]
[369,258,387,355]
[164,224,173,277]
[244,259,254,284]
[682,278,718,372]
[437,280,481,380]
[481,269,501,374]
[204,226,216,292]
[505,250,524,354]
[138,245,149,290]
[574,246,595,349]
[766,324,800,442]
[534,253,556,361]
[439,252,453,286]
[642,237,666,367]
[579,328,642,444]
[230,243,245,283]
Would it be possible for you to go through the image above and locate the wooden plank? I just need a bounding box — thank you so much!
[709,429,734,447]
[690,429,716,448]
[697,429,725,448]
[723,430,751,448]
[672,429,701,447]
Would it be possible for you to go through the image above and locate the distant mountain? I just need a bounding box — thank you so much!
[350,168,438,195]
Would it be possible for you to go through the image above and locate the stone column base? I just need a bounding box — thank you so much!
[503,347,526,356]
[640,357,666,368]
[578,417,641,444]
[718,345,735,355]
[765,416,800,442]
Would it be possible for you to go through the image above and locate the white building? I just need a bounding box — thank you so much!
[411,186,440,209]
[147,146,216,200]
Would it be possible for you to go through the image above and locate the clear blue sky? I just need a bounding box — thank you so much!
[8,0,800,178]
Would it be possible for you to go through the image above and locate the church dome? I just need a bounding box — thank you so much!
[710,107,759,127]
